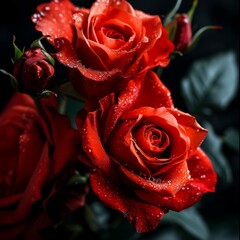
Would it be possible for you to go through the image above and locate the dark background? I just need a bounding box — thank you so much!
[0,0,239,239]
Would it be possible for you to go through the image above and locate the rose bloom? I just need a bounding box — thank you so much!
[77,70,217,233]
[0,93,86,240]
[32,0,174,99]
[13,48,55,96]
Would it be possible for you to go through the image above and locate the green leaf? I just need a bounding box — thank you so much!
[223,127,239,152]
[162,207,209,240]
[201,121,233,183]
[181,51,238,115]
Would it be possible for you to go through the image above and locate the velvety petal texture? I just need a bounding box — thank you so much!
[32,0,174,99]
[0,93,83,240]
[77,71,217,233]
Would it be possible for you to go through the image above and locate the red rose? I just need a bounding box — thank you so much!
[0,93,84,240]
[13,48,55,96]
[77,70,217,233]
[32,0,174,99]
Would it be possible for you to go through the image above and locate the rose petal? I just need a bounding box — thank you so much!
[54,38,122,98]
[108,116,150,175]
[90,170,165,233]
[15,143,50,221]
[103,72,146,141]
[119,161,189,196]
[135,148,217,211]
[40,96,80,178]
[169,108,208,154]
[0,221,27,240]
[121,107,189,174]
[82,111,117,180]
[32,0,80,45]
[132,70,173,109]
[0,193,22,208]
[73,12,108,70]
[143,28,175,68]
[89,0,136,21]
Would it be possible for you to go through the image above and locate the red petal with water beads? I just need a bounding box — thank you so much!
[81,110,117,180]
[54,38,122,99]
[32,0,80,45]
[135,148,217,211]
[132,70,173,109]
[119,160,189,197]
[90,170,165,233]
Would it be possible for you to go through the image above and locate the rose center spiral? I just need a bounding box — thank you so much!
[133,123,170,157]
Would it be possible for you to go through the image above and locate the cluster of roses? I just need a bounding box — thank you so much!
[0,0,217,239]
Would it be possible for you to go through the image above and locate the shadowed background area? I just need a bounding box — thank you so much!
[0,1,239,239]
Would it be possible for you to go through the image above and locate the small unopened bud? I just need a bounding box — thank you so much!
[13,48,55,96]
[173,14,192,53]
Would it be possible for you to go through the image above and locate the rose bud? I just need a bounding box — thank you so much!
[173,14,192,52]
[13,48,55,96]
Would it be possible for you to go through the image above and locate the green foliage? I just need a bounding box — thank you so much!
[201,121,233,183]
[181,51,238,116]
[223,127,239,153]
[162,207,209,240]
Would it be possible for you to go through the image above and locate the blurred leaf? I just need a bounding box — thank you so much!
[201,121,233,183]
[223,127,239,152]
[162,207,209,240]
[181,51,238,115]
[84,204,101,233]
[58,81,86,102]
[66,97,84,129]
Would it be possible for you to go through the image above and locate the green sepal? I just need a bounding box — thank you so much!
[0,69,19,90]
[31,36,55,66]
[187,0,199,24]
[38,90,57,99]
[11,35,25,64]
[163,0,182,26]
[165,18,177,42]
[65,170,89,187]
